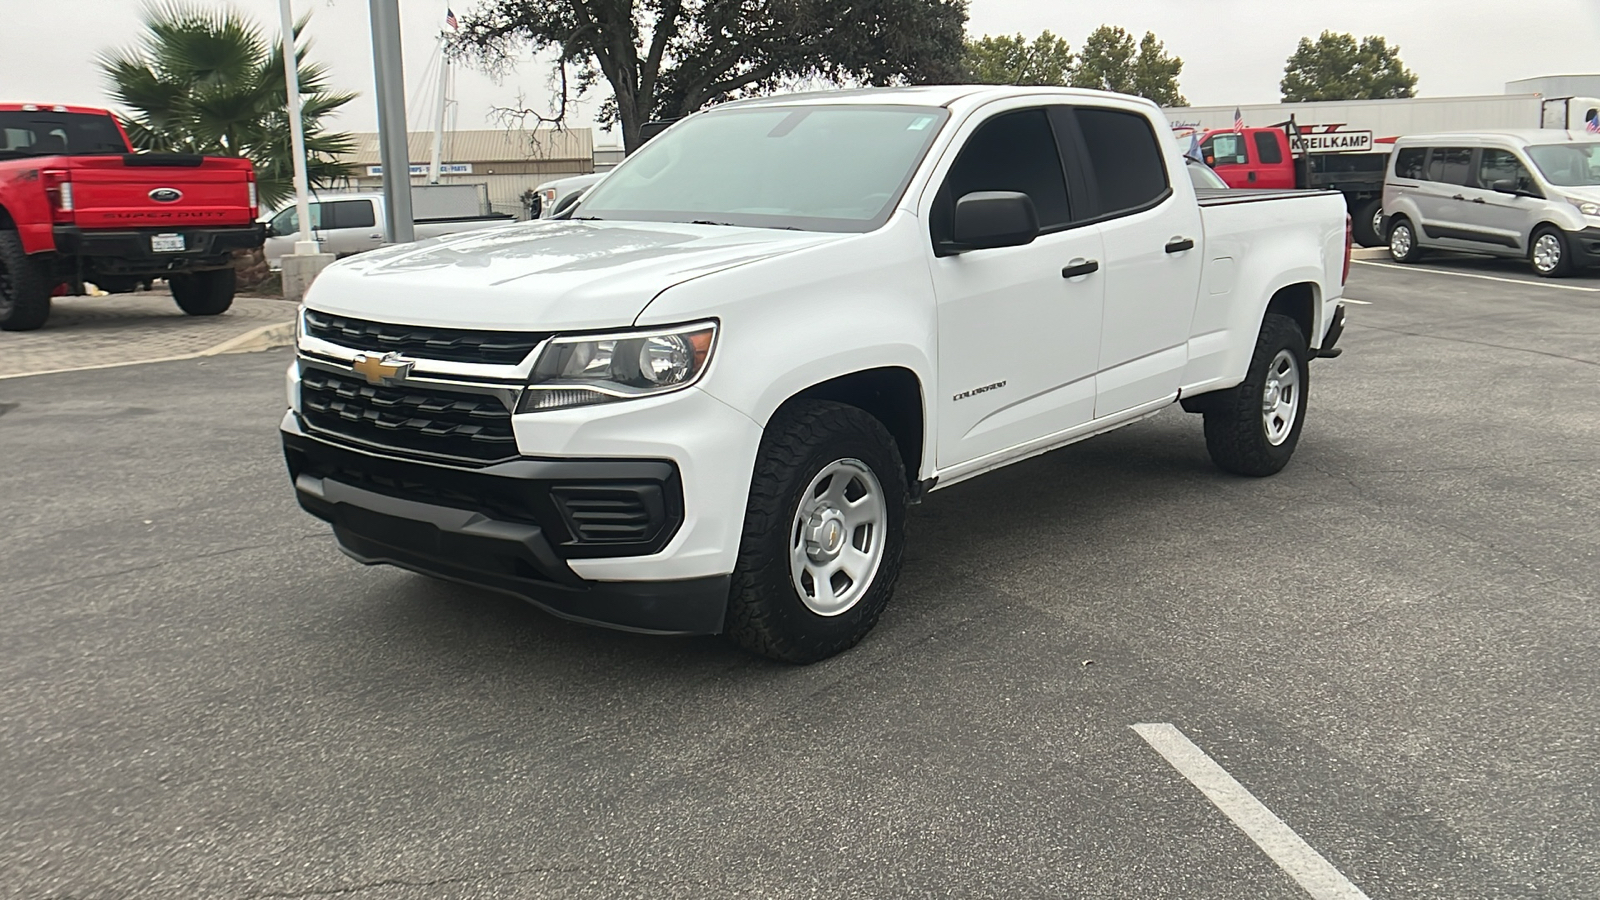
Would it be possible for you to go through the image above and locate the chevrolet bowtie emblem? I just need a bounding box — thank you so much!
[350,352,415,386]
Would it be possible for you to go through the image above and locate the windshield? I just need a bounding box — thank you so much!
[1525,142,1600,187]
[0,111,127,159]
[574,105,950,233]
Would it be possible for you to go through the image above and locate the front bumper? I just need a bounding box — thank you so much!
[51,223,265,275]
[283,416,730,635]
[1567,227,1600,268]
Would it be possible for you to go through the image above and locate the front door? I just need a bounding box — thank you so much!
[1470,148,1543,253]
[927,105,1106,470]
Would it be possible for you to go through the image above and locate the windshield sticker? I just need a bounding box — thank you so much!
[908,116,935,131]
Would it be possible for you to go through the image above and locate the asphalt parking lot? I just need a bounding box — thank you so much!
[2,256,1597,899]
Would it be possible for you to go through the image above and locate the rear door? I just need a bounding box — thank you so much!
[1060,102,1203,418]
[316,199,382,256]
[1418,147,1478,249]
[1249,130,1296,189]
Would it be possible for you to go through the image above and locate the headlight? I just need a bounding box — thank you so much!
[1568,196,1600,217]
[516,321,717,412]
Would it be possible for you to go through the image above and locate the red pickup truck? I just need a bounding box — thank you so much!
[0,103,263,330]
[1197,126,1390,247]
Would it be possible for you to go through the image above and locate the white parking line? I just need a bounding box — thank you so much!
[1132,724,1372,900]
[1341,298,1373,305]
[1352,259,1600,292]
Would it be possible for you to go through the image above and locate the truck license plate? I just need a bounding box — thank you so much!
[151,233,185,253]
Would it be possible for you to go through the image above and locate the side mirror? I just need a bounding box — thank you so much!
[951,191,1039,251]
[1491,179,1519,195]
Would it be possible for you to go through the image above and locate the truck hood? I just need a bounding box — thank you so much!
[303,219,845,331]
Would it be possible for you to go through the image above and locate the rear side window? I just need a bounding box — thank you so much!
[1202,133,1249,166]
[323,200,377,229]
[1252,131,1284,164]
[1394,147,1427,180]
[1428,148,1474,185]
[0,111,126,158]
[1074,107,1170,216]
[939,108,1072,231]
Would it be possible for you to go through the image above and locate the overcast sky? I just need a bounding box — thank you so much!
[9,0,1600,148]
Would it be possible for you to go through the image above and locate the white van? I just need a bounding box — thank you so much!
[1382,130,1600,277]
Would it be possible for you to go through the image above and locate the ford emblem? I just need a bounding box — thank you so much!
[149,188,183,203]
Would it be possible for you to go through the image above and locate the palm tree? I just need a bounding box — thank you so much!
[98,2,357,207]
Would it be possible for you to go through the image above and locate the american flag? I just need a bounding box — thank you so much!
[1587,112,1599,134]
[445,8,458,31]
[1232,107,1244,133]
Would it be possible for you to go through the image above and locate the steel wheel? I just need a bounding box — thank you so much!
[1389,222,1414,260]
[1261,349,1300,446]
[1533,233,1563,275]
[1372,206,1384,240]
[789,458,886,617]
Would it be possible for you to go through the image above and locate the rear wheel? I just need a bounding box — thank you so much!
[168,268,236,316]
[725,400,907,664]
[1530,226,1573,278]
[0,230,53,331]
[1201,313,1310,478]
[1388,216,1423,263]
[1352,198,1384,247]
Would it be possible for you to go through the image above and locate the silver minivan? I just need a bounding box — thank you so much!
[1382,130,1600,277]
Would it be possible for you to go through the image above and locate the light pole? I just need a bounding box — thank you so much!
[277,0,317,256]
[369,0,415,243]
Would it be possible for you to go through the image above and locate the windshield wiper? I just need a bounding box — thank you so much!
[690,220,739,227]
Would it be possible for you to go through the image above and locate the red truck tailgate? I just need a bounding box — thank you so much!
[59,155,256,228]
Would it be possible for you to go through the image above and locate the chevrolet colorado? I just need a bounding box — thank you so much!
[282,86,1350,663]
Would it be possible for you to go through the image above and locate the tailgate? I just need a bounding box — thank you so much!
[62,155,256,228]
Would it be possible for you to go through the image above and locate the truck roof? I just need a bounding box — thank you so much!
[717,85,1158,111]
[0,103,114,116]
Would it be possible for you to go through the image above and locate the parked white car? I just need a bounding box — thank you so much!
[531,172,606,218]
[1382,130,1600,276]
[262,191,513,267]
[282,86,1350,663]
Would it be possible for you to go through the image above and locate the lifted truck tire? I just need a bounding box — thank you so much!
[0,231,53,331]
[169,268,236,316]
[1201,313,1309,477]
[726,400,907,664]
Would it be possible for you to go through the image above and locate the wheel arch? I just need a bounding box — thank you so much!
[1264,281,1318,345]
[775,366,927,491]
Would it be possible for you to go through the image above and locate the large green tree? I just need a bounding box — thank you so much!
[98,2,356,207]
[964,31,1073,86]
[1069,26,1186,106]
[453,0,969,151]
[1280,31,1417,102]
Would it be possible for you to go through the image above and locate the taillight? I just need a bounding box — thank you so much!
[42,169,73,223]
[247,172,258,217]
[1342,213,1353,285]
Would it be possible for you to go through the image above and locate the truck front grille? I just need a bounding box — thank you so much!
[299,368,517,464]
[302,309,549,365]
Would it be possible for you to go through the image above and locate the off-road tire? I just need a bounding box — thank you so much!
[1388,216,1423,263]
[0,230,53,331]
[1530,225,1574,278]
[726,400,908,664]
[169,268,236,316]
[1352,198,1384,248]
[1202,313,1309,477]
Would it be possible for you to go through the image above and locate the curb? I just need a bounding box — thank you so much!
[198,319,297,356]
[1351,247,1390,260]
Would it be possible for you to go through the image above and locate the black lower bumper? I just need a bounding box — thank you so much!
[52,224,265,276]
[283,419,727,635]
[1568,227,1600,268]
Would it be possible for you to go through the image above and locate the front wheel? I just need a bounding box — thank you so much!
[1388,216,1423,263]
[1202,313,1310,477]
[168,268,236,316]
[1530,226,1574,278]
[726,400,907,664]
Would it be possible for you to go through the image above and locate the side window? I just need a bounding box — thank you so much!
[1478,149,1537,193]
[937,108,1072,236]
[1253,131,1284,164]
[1394,147,1428,180]
[1429,148,1473,185]
[1202,133,1249,166]
[324,199,376,229]
[269,206,297,236]
[1073,107,1171,216]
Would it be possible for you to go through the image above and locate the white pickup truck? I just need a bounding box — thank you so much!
[282,86,1350,663]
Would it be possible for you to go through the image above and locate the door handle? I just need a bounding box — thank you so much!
[1061,259,1099,279]
[1165,237,1195,254]
[369,233,384,240]
[1452,194,1466,201]
[1471,198,1486,204]
[1247,171,1257,182]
